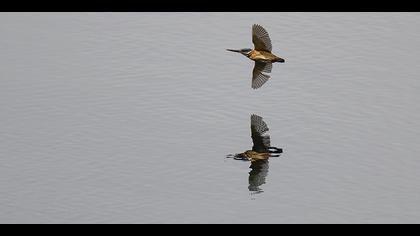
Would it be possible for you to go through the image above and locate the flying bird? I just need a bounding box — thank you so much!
[227,24,285,89]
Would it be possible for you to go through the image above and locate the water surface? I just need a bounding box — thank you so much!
[1,12,420,223]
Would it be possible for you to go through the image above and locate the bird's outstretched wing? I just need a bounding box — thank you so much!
[252,61,271,89]
[250,114,271,153]
[252,24,272,52]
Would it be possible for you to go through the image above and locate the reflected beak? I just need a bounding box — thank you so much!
[226,49,240,53]
[234,153,248,161]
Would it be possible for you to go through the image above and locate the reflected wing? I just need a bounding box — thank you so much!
[252,61,271,89]
[250,114,271,152]
[248,160,269,193]
[252,24,272,52]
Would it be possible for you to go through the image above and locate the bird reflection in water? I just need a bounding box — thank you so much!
[227,114,283,194]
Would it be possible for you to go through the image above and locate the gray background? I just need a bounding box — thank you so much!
[1,12,420,223]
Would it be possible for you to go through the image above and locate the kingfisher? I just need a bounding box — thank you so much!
[227,24,285,89]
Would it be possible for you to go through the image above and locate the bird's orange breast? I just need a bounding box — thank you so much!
[248,50,279,62]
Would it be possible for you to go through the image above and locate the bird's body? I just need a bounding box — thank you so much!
[247,50,284,63]
[227,24,285,89]
[241,150,271,162]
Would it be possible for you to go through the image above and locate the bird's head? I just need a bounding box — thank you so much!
[226,48,252,56]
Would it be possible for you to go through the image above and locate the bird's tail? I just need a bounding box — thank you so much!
[268,147,283,154]
[276,57,285,63]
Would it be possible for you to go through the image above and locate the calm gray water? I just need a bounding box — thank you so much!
[1,12,420,223]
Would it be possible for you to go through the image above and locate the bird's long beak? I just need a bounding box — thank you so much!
[226,49,240,53]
